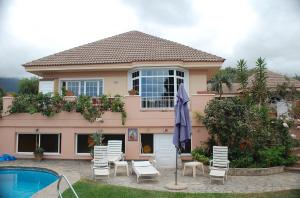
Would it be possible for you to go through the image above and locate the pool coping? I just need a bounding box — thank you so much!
[0,166,59,176]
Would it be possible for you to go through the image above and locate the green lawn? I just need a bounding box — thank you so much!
[63,180,300,198]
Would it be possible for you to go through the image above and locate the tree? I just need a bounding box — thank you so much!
[294,74,300,81]
[18,77,39,95]
[0,88,5,97]
[211,70,232,98]
[0,88,5,113]
[236,59,248,95]
[202,98,249,150]
[250,57,268,107]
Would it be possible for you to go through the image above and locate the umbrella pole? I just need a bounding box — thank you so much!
[175,147,178,185]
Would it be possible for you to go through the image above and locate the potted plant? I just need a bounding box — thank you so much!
[128,89,138,95]
[34,147,44,161]
[88,130,104,157]
[66,90,74,96]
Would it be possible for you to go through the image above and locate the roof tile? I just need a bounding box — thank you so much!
[23,31,225,66]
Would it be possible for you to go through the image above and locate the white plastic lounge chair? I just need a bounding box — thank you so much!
[92,146,110,180]
[107,140,123,164]
[132,160,160,183]
[209,146,230,180]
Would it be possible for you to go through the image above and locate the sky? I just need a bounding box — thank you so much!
[0,0,299,78]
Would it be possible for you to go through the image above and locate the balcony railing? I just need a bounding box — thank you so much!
[141,96,175,109]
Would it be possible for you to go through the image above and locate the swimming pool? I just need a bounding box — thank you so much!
[0,167,58,198]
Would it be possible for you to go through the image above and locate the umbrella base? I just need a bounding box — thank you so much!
[165,182,188,190]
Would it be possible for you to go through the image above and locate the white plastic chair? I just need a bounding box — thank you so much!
[107,140,123,164]
[92,146,110,179]
[209,146,230,180]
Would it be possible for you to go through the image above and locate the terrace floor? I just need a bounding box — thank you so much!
[1,160,300,197]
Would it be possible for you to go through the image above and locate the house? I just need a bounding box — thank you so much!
[0,31,224,167]
[208,70,300,98]
[248,70,300,91]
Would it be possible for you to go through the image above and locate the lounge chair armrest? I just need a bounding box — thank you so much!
[93,166,109,170]
[209,160,213,167]
[150,159,157,168]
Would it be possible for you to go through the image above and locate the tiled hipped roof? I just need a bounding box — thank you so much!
[23,31,225,67]
[248,70,300,88]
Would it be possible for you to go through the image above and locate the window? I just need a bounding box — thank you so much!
[76,134,125,154]
[102,134,125,153]
[141,134,153,154]
[76,134,92,154]
[132,71,139,93]
[61,79,103,97]
[67,81,80,96]
[18,134,38,153]
[130,69,186,108]
[85,81,98,97]
[17,133,61,154]
[180,139,191,154]
[40,134,60,153]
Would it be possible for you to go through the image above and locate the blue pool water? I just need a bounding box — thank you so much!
[0,168,58,198]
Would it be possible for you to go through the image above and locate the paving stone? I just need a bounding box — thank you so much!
[1,159,300,197]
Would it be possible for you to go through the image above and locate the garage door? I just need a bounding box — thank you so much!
[154,134,177,168]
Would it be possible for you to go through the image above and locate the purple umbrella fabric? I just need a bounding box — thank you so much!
[173,83,191,149]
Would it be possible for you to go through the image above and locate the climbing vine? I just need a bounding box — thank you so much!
[9,93,127,125]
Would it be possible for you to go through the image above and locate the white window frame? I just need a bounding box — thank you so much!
[140,133,155,156]
[59,77,104,97]
[84,80,99,97]
[75,133,126,155]
[66,81,80,96]
[75,133,92,156]
[16,133,61,155]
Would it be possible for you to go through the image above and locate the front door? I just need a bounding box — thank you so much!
[154,134,176,168]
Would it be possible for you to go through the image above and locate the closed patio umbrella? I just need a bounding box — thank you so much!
[173,83,191,186]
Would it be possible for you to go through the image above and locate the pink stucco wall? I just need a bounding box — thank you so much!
[0,94,214,160]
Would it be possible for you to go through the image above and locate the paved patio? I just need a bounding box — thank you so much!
[1,160,300,197]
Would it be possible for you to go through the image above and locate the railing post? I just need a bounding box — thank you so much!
[57,175,79,198]
[2,96,13,117]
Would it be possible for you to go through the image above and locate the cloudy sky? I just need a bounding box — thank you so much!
[0,0,299,78]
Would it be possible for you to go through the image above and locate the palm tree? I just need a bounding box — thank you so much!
[211,70,232,99]
[236,59,248,94]
[250,57,268,108]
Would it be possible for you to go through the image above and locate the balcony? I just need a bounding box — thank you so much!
[141,96,175,109]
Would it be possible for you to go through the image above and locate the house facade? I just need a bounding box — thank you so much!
[0,31,224,167]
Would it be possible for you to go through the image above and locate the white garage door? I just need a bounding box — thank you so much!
[154,134,177,168]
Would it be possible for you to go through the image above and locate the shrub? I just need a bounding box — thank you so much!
[18,77,39,95]
[258,146,297,167]
[231,154,254,168]
[191,147,210,165]
[202,97,249,149]
[63,101,76,112]
[9,94,127,125]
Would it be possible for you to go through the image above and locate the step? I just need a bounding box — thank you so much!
[285,167,300,172]
[291,148,300,155]
[293,161,300,168]
[291,147,300,152]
